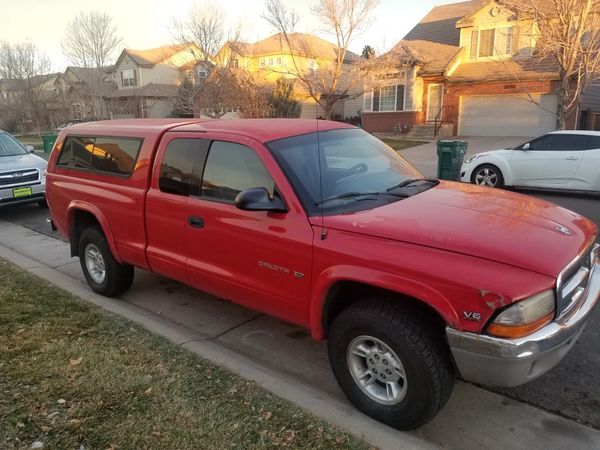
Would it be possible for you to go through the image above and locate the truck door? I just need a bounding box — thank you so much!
[184,134,314,326]
[145,135,210,284]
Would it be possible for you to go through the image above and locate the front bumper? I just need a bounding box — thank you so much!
[446,247,600,387]
[459,163,473,182]
[0,182,46,207]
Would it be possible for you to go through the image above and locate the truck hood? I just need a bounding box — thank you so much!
[315,181,597,277]
[0,153,47,172]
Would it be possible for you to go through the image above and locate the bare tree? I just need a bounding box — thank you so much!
[262,0,393,119]
[500,0,600,129]
[172,2,227,63]
[61,11,122,119]
[172,2,248,118]
[0,41,52,130]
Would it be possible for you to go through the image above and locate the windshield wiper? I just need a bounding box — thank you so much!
[316,191,409,206]
[386,178,439,192]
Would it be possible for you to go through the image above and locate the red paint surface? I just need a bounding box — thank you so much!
[47,119,597,340]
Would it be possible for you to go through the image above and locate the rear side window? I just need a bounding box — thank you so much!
[57,135,142,176]
[529,134,589,151]
[90,137,141,175]
[586,135,600,149]
[159,139,210,196]
[201,141,275,202]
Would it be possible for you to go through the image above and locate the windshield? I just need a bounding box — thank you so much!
[0,132,28,157]
[267,128,426,215]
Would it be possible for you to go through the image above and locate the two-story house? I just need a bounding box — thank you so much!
[362,0,600,137]
[106,44,200,118]
[212,32,360,119]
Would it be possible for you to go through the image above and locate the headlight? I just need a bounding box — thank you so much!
[486,290,555,338]
[464,154,482,164]
[41,169,47,181]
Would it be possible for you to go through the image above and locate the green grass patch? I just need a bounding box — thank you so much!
[14,134,43,151]
[0,260,367,450]
[381,139,428,151]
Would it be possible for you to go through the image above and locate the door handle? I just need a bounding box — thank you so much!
[566,156,579,161]
[187,216,204,229]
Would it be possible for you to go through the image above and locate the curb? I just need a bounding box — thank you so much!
[0,242,438,450]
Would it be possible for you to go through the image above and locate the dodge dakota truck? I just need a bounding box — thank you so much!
[46,118,600,430]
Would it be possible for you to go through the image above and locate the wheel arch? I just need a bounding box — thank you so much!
[471,156,512,185]
[309,267,460,340]
[67,202,121,263]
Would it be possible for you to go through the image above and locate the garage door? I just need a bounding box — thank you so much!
[459,94,557,137]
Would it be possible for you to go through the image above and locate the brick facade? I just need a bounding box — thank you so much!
[361,111,421,133]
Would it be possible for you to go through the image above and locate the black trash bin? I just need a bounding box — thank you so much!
[436,140,468,181]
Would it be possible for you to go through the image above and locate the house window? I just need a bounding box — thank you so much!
[471,26,514,59]
[308,59,316,76]
[197,69,208,79]
[367,85,405,112]
[268,58,274,66]
[260,58,266,68]
[121,68,137,87]
[230,58,239,68]
[276,57,282,66]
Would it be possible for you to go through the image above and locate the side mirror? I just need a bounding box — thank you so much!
[235,187,288,213]
[522,143,530,151]
[25,145,35,153]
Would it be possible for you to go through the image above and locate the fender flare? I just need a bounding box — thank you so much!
[308,265,460,340]
[67,201,122,263]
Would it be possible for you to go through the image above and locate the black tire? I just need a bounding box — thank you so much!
[471,163,504,188]
[328,299,454,430]
[78,226,134,297]
[38,199,48,208]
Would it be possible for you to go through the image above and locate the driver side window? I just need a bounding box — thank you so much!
[201,141,275,203]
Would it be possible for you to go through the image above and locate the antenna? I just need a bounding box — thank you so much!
[316,105,326,240]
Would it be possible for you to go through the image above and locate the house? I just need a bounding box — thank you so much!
[213,32,361,119]
[105,44,199,118]
[0,73,64,131]
[361,0,600,137]
[59,66,117,121]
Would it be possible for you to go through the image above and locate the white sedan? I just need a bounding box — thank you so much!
[460,130,600,192]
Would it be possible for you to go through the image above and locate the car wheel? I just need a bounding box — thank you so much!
[472,164,504,188]
[328,299,454,430]
[78,226,134,297]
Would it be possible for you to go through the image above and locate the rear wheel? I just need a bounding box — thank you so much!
[328,299,454,430]
[78,226,134,297]
[472,164,504,188]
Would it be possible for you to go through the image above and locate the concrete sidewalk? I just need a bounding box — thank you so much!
[1,219,599,450]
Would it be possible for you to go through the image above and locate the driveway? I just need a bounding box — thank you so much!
[400,136,526,178]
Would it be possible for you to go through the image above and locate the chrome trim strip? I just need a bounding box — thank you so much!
[556,237,597,318]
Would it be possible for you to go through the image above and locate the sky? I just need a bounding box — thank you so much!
[0,0,460,72]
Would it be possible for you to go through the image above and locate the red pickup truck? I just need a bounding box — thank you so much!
[46,118,600,430]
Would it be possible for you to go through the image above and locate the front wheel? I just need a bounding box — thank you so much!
[471,164,504,188]
[328,299,454,430]
[78,226,134,297]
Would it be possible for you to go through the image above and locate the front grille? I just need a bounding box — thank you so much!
[557,242,598,318]
[0,169,39,187]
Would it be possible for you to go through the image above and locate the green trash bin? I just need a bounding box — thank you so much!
[436,140,468,181]
[41,134,58,154]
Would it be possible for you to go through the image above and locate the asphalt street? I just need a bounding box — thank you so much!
[1,185,599,430]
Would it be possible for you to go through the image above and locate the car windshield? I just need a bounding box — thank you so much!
[0,132,28,157]
[267,128,428,215]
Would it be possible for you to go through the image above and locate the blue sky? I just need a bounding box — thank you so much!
[0,0,461,71]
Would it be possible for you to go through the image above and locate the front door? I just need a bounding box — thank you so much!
[185,136,314,325]
[426,84,443,122]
